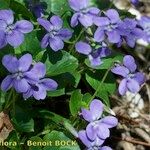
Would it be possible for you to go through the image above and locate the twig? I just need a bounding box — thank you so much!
[146,84,150,103]
[134,128,150,143]
[111,95,124,104]
[111,136,150,147]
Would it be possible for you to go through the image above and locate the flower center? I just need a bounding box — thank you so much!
[91,49,100,58]
[105,24,118,31]
[5,24,15,34]
[78,7,89,17]
[80,8,88,14]
[127,73,135,79]
[49,26,59,38]
[144,25,150,35]
[31,84,39,91]
[13,72,24,80]
[92,121,100,128]
[49,30,58,38]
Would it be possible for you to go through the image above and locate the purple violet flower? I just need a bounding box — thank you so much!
[23,62,58,100]
[111,55,145,95]
[94,9,122,44]
[0,10,33,49]
[138,16,150,43]
[1,54,58,100]
[28,0,45,18]
[131,0,139,6]
[75,41,111,66]
[81,99,118,141]
[69,0,100,28]
[117,18,144,48]
[79,131,112,150]
[1,54,37,93]
[37,16,72,51]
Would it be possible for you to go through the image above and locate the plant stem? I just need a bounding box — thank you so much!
[112,136,150,147]
[4,89,13,110]
[65,40,75,44]
[91,68,111,101]
[12,90,16,116]
[69,29,85,54]
[4,89,17,115]
[36,129,51,136]
[109,0,114,8]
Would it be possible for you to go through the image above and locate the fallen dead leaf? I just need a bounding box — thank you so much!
[0,111,13,141]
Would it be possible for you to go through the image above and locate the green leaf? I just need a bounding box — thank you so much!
[15,0,25,5]
[63,121,78,138]
[12,106,34,132]
[97,88,110,106]
[0,91,6,112]
[69,91,93,116]
[119,10,136,19]
[29,136,43,150]
[0,45,14,76]
[43,131,80,150]
[82,93,92,106]
[12,118,34,133]
[41,0,70,16]
[46,51,78,76]
[47,71,80,97]
[15,31,42,57]
[69,90,83,116]
[7,131,20,150]
[85,55,123,70]
[38,110,69,125]
[0,0,10,9]
[9,0,34,19]
[85,70,116,106]
[62,11,72,29]
[71,71,81,88]
[35,50,47,62]
[94,0,115,10]
[47,88,65,97]
[38,110,78,137]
